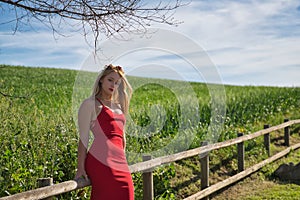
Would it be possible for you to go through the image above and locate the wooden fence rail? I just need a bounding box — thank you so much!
[1,119,300,200]
[184,142,300,200]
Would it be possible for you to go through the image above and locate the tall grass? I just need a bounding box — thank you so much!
[0,65,299,199]
[0,66,79,198]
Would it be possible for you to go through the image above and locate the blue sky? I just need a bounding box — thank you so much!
[0,0,300,86]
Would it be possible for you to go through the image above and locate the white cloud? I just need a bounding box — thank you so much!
[0,0,299,86]
[0,31,91,69]
[159,0,300,86]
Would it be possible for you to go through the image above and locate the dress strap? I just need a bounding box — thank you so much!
[96,97,104,105]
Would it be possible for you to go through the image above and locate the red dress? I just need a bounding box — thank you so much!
[85,99,134,199]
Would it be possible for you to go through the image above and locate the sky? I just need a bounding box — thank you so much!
[0,0,300,87]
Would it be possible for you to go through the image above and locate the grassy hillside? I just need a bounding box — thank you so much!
[0,65,299,199]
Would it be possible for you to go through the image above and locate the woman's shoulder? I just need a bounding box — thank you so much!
[79,97,97,110]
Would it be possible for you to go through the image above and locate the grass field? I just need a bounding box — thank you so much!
[0,65,299,199]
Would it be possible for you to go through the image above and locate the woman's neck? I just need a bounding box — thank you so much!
[98,94,112,101]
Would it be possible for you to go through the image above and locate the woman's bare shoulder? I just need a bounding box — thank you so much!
[83,96,96,103]
[79,97,96,110]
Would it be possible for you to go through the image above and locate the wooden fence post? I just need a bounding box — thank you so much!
[37,178,53,200]
[264,124,270,157]
[200,141,209,200]
[284,119,290,147]
[237,133,244,172]
[143,155,154,200]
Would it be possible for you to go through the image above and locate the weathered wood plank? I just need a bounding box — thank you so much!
[143,155,154,200]
[1,119,299,200]
[183,142,300,200]
[37,178,53,200]
[264,124,270,157]
[200,142,210,200]
[129,119,300,173]
[0,178,90,200]
[237,133,244,172]
[284,119,290,146]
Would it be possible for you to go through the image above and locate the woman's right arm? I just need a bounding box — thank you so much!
[75,99,93,180]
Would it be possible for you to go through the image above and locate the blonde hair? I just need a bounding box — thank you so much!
[92,64,132,115]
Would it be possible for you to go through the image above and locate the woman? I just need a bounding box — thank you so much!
[75,64,134,199]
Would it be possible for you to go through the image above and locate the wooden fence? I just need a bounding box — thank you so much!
[1,119,300,200]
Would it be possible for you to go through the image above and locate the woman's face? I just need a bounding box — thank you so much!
[100,71,121,96]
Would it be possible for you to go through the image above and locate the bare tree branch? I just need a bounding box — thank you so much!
[0,0,187,49]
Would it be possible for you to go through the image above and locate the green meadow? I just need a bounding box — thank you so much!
[0,65,299,199]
